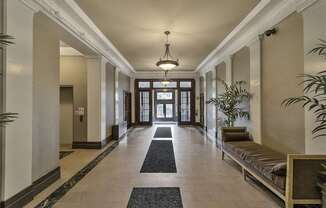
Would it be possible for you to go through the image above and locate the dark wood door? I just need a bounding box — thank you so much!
[124,91,132,128]
[200,93,205,127]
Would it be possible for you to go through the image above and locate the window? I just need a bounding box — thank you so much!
[139,91,150,122]
[180,91,191,122]
[138,81,150,88]
[157,92,173,100]
[180,81,192,88]
[153,81,177,88]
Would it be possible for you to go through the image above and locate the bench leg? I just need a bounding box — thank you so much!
[221,151,225,160]
[285,201,293,208]
[242,168,247,181]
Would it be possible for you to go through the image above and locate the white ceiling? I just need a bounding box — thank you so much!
[75,0,260,71]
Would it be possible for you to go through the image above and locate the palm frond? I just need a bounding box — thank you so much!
[0,34,15,46]
[207,80,250,127]
[0,112,18,127]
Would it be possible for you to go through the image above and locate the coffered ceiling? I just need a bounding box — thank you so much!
[75,0,260,71]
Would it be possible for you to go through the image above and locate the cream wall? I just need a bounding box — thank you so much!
[33,12,60,181]
[261,12,305,154]
[106,62,115,138]
[232,47,251,129]
[303,0,326,154]
[60,56,88,142]
[3,0,34,200]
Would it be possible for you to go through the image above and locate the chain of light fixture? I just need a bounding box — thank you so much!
[156,31,179,71]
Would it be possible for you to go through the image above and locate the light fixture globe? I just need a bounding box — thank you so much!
[156,59,179,71]
[156,31,179,70]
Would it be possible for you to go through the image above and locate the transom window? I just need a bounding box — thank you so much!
[153,81,177,88]
[180,81,192,88]
[138,81,150,88]
[157,92,173,100]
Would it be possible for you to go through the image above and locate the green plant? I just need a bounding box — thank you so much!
[282,39,326,138]
[0,33,14,45]
[207,80,250,127]
[0,34,17,126]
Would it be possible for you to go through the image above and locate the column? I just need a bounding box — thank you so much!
[225,55,233,85]
[247,36,262,144]
[86,56,107,142]
[3,0,36,201]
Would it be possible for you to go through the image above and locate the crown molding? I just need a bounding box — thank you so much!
[20,0,134,76]
[196,0,318,75]
[295,0,318,12]
[196,0,271,73]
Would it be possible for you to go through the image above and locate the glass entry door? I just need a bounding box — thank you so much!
[154,91,175,122]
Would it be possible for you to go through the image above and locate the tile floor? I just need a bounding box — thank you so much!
[26,125,282,208]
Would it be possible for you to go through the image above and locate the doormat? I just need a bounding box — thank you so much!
[127,187,183,208]
[140,140,176,173]
[153,127,172,138]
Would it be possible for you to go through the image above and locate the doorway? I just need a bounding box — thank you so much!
[154,90,175,122]
[60,86,74,147]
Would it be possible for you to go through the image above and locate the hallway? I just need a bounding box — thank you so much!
[30,126,280,208]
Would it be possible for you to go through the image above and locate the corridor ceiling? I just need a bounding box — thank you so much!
[75,0,260,71]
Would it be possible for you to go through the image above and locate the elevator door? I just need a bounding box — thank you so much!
[60,87,73,145]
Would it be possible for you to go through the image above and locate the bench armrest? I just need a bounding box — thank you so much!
[286,154,326,207]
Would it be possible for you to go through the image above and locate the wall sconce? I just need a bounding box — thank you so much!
[264,28,277,37]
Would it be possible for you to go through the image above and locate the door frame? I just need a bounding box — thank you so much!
[134,79,195,126]
[154,90,175,122]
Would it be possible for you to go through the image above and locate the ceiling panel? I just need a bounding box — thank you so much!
[75,0,260,71]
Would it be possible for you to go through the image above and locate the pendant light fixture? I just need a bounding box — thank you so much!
[161,70,170,86]
[156,31,179,71]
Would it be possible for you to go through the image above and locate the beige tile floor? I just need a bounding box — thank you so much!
[27,125,283,208]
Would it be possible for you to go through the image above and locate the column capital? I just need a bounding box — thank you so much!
[246,35,263,48]
[20,0,40,13]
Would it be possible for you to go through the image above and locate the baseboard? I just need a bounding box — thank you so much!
[0,186,33,208]
[0,167,61,208]
[72,136,112,149]
[32,167,61,196]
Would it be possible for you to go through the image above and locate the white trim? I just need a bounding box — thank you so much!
[22,0,134,76]
[19,0,40,12]
[60,47,84,56]
[197,0,318,74]
[196,0,271,72]
[64,0,135,72]
[295,0,319,12]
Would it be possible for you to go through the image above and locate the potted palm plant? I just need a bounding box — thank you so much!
[283,39,326,207]
[0,33,18,126]
[207,80,250,127]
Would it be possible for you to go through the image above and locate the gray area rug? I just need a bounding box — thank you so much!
[140,140,177,173]
[153,127,172,138]
[127,187,183,208]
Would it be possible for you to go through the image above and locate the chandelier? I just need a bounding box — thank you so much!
[156,31,179,71]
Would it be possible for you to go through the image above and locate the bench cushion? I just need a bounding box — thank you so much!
[223,141,287,193]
